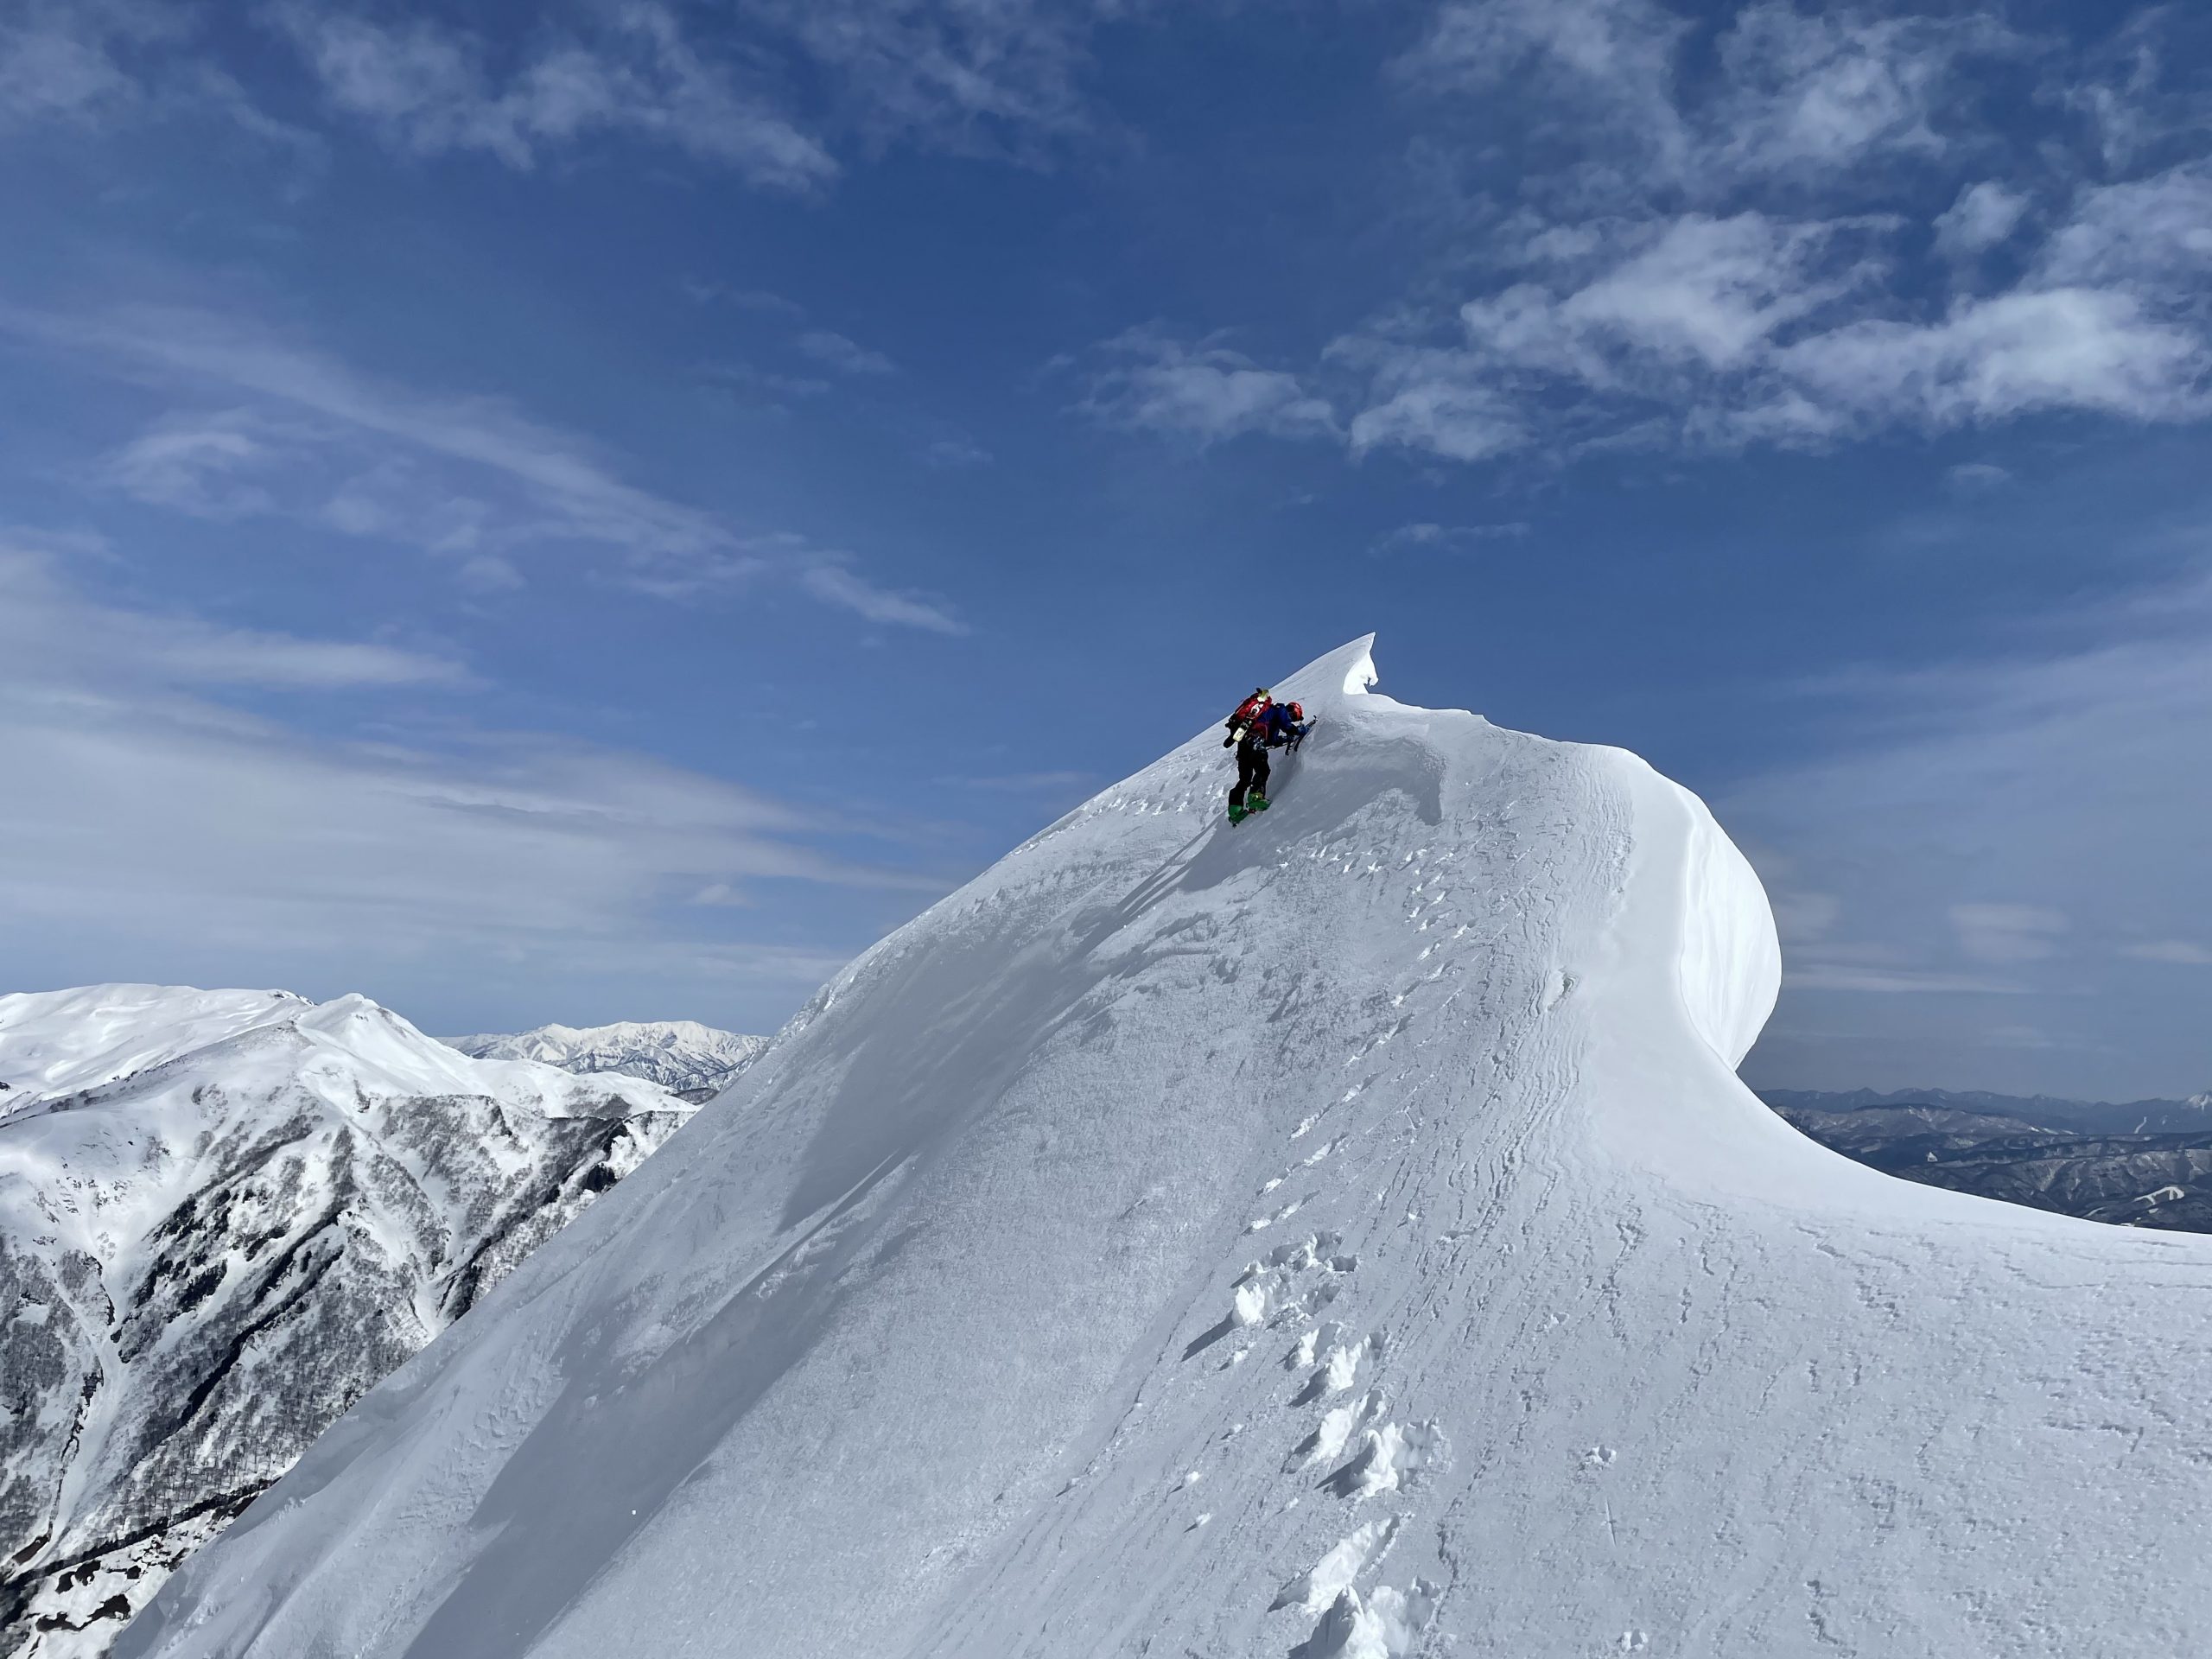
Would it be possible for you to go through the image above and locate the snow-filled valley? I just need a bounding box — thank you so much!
[104,638,2212,1658]
[0,988,696,1658]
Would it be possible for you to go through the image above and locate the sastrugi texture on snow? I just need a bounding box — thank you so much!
[0,987,696,1659]
[119,640,2212,1658]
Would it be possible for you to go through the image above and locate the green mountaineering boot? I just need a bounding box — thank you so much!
[1227,804,1249,825]
[1247,794,1270,813]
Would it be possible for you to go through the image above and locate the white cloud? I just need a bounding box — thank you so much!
[0,0,319,158]
[0,545,469,690]
[1778,286,2207,429]
[698,359,835,404]
[1337,198,2210,462]
[1081,326,1338,447]
[1400,0,1693,182]
[1771,890,1841,943]
[7,301,960,632]
[1339,212,1889,458]
[1784,965,2025,995]
[2122,940,2212,966]
[1726,557,2212,1087]
[1945,461,2011,494]
[796,330,897,377]
[455,554,524,594]
[0,0,162,126]
[1371,521,1531,552]
[1934,181,2031,257]
[797,559,966,634]
[684,283,804,315]
[1949,902,2069,965]
[1327,1,2212,466]
[1528,213,1876,371]
[14,0,1177,193]
[1709,5,2019,181]
[270,2,836,190]
[2062,10,2209,171]
[95,408,292,518]
[1346,373,1523,463]
[0,545,931,1007]
[751,0,1109,158]
[923,435,993,468]
[2034,162,2212,292]
[1402,0,2018,199]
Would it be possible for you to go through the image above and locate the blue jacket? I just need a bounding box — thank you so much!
[1247,703,1305,747]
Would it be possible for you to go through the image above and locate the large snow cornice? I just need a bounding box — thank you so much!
[121,640,2212,1659]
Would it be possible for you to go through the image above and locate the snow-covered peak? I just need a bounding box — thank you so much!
[0,987,696,1657]
[447,1020,767,1099]
[120,640,2212,1659]
[0,984,308,1103]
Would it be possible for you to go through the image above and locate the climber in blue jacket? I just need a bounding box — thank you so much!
[1224,696,1306,823]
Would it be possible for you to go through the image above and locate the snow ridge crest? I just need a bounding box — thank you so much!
[118,639,2212,1659]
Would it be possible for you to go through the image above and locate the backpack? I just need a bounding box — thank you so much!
[1226,689,1270,733]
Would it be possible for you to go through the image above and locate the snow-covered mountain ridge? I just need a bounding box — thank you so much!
[122,639,2212,1658]
[447,1020,766,1102]
[0,987,696,1659]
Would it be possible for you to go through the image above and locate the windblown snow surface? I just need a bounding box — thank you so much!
[122,639,2212,1659]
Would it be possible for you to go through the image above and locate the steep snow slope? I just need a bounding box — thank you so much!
[123,640,2212,1659]
[447,1021,767,1102]
[0,989,694,1659]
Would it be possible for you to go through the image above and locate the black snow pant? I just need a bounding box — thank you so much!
[1230,740,1271,808]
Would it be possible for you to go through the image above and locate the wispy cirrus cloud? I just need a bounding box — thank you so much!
[94,407,295,519]
[1,0,321,161]
[796,329,898,377]
[0,539,934,1020]
[268,2,836,190]
[1068,0,2212,472]
[1731,549,2212,1086]
[0,543,469,690]
[1950,903,2069,965]
[1933,181,2031,258]
[683,283,805,316]
[3,300,963,632]
[1370,521,1530,553]
[2122,940,2212,966]
[0,0,175,128]
[747,0,1121,160]
[1398,0,2023,199]
[12,0,1161,190]
[1076,325,1338,447]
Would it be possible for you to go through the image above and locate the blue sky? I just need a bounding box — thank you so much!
[3,0,2209,1097]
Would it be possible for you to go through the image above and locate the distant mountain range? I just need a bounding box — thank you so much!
[447,1020,767,1103]
[0,986,700,1659]
[1760,1086,2212,1233]
[1762,1084,2212,1136]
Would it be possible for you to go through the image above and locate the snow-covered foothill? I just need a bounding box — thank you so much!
[447,1020,767,1102]
[120,639,2212,1659]
[0,988,696,1659]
